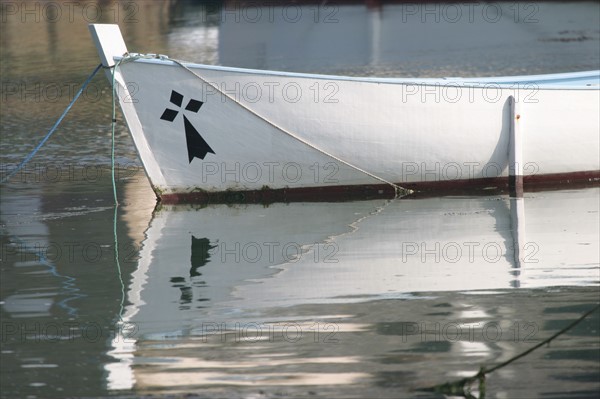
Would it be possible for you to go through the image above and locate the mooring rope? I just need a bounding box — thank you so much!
[168,58,411,197]
[0,62,129,320]
[420,303,600,397]
[1,64,103,184]
[112,205,126,321]
[109,55,144,321]
[485,303,599,373]
[2,231,86,316]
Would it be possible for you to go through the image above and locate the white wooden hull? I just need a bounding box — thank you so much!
[90,25,600,201]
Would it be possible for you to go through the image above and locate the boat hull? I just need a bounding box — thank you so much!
[90,25,600,201]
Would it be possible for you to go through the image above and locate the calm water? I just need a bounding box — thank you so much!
[1,2,599,398]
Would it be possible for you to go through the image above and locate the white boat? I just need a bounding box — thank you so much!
[89,24,600,202]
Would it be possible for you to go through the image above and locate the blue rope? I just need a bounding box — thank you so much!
[110,58,127,321]
[1,64,103,184]
[110,58,123,206]
[113,205,125,321]
[109,54,141,205]
[2,230,87,316]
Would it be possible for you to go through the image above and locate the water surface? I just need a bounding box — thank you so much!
[1,2,599,398]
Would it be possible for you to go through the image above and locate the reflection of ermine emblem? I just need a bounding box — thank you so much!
[160,90,215,163]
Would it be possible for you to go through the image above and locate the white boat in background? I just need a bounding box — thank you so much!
[89,24,599,203]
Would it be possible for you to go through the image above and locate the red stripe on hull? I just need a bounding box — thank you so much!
[158,171,600,204]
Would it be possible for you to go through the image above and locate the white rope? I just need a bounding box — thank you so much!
[171,58,410,196]
[116,54,411,197]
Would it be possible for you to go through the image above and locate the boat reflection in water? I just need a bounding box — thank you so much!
[106,187,599,396]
